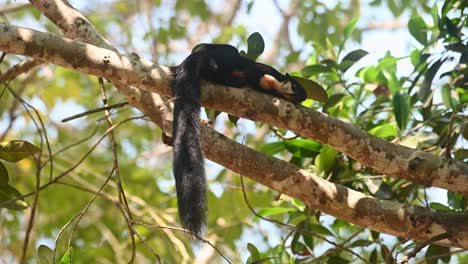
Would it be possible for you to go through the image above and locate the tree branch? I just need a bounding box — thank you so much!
[1,21,468,249]
[1,22,466,196]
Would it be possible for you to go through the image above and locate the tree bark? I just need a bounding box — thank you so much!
[1,21,467,248]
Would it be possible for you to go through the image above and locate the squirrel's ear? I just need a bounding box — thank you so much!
[285,73,290,77]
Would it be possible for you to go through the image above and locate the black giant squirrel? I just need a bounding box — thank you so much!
[170,44,307,237]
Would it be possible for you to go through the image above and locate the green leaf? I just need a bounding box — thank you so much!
[431,2,440,29]
[350,239,373,248]
[60,247,73,264]
[0,184,29,210]
[370,249,378,263]
[304,223,335,237]
[393,91,410,131]
[454,149,468,161]
[251,258,276,264]
[0,161,9,186]
[301,64,333,78]
[228,114,239,126]
[441,84,454,109]
[327,255,350,264]
[247,243,260,260]
[37,245,54,264]
[429,202,453,212]
[419,59,444,103]
[368,124,398,138]
[291,76,328,102]
[340,49,369,72]
[284,139,322,152]
[447,191,465,211]
[0,140,40,162]
[254,207,295,221]
[408,16,428,45]
[344,17,359,41]
[260,142,285,156]
[323,94,346,113]
[247,32,265,60]
[426,244,451,264]
[315,146,338,174]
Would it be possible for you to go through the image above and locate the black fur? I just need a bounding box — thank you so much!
[171,44,306,237]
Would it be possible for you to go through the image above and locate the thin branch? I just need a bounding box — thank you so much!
[61,101,129,122]
[397,233,451,264]
[8,84,48,264]
[239,165,369,264]
[132,221,232,264]
[269,126,301,140]
[68,168,115,257]
[0,116,145,208]
[98,77,136,263]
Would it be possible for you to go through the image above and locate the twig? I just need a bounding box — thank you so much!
[61,101,129,122]
[0,52,6,64]
[53,212,81,262]
[98,77,136,263]
[237,138,369,263]
[269,126,301,140]
[0,116,144,208]
[67,168,115,257]
[397,233,452,263]
[132,221,232,264]
[40,124,102,169]
[8,84,50,264]
[7,83,54,181]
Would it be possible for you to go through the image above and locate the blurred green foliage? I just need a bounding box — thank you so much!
[0,0,466,263]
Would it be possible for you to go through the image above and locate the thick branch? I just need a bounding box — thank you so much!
[1,22,468,249]
[1,22,466,195]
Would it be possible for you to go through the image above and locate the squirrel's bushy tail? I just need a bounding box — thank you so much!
[172,53,207,237]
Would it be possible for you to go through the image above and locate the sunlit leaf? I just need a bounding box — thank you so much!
[260,142,285,156]
[0,184,29,210]
[408,16,428,45]
[284,139,322,152]
[254,207,295,221]
[368,124,398,138]
[0,140,40,162]
[323,93,346,113]
[344,17,359,41]
[60,247,73,264]
[301,64,333,78]
[315,146,338,174]
[429,202,453,212]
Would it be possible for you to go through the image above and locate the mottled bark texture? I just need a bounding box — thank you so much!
[1,21,467,248]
